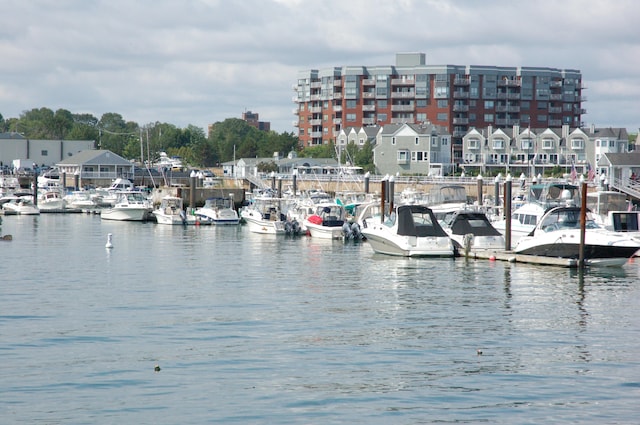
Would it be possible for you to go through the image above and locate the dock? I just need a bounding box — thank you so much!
[461,248,578,268]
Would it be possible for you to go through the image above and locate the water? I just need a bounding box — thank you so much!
[1,213,640,424]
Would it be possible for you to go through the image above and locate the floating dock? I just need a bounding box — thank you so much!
[461,248,578,268]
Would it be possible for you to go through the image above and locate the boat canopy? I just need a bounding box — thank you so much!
[396,205,448,237]
[449,212,503,237]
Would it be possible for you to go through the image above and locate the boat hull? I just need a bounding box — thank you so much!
[363,230,455,257]
[243,216,285,234]
[305,222,344,239]
[101,207,149,221]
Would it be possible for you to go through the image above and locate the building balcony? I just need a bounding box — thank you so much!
[293,121,299,127]
[453,91,469,99]
[362,118,376,125]
[362,92,375,98]
[453,104,469,112]
[391,104,414,112]
[333,105,342,112]
[391,91,415,98]
[548,107,562,113]
[452,117,469,124]
[549,119,562,127]
[362,78,375,85]
[333,79,342,86]
[362,105,376,111]
[309,107,321,113]
[391,78,415,85]
[550,94,563,101]
[454,78,470,86]
[332,92,342,99]
[497,79,521,87]
[453,130,467,137]
[309,119,322,125]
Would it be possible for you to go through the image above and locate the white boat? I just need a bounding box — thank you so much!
[493,182,581,244]
[427,185,470,221]
[37,189,66,211]
[2,197,40,215]
[304,202,348,239]
[514,205,640,267]
[98,178,136,207]
[195,197,240,225]
[101,191,152,221]
[240,196,286,234]
[586,190,640,233]
[361,204,455,257]
[441,209,505,252]
[152,196,196,225]
[64,190,99,210]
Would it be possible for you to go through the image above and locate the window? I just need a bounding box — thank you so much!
[359,138,364,145]
[437,99,448,108]
[493,139,505,149]
[323,114,328,121]
[415,137,420,145]
[346,100,356,108]
[397,150,409,163]
[484,100,494,109]
[484,114,494,122]
[377,113,387,122]
[431,137,438,147]
[542,139,554,149]
[468,139,479,149]
[521,139,534,150]
[346,113,356,122]
[377,100,387,108]
[571,139,584,149]
[416,113,427,122]
[437,113,447,121]
[323,127,328,134]
[41,150,48,156]
[416,99,427,107]
[391,137,396,145]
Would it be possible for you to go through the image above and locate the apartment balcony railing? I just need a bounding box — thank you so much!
[452,117,469,124]
[309,119,322,125]
[309,106,321,113]
[310,82,321,88]
[391,105,415,112]
[391,91,415,98]
[391,78,415,85]
[453,91,469,99]
[550,94,563,101]
[332,92,342,99]
[333,79,342,86]
[362,105,376,111]
[362,92,375,98]
[362,78,375,85]
[549,107,562,113]
[362,118,376,125]
[333,105,342,112]
[453,104,469,112]
[454,78,470,86]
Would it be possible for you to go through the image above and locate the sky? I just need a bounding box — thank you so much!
[1,0,639,135]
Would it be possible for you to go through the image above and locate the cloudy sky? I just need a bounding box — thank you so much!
[1,0,638,135]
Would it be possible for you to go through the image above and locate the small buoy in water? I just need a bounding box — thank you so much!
[477,349,483,356]
[489,255,496,261]
[105,233,113,249]
[154,364,161,372]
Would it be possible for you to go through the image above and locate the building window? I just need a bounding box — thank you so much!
[41,150,48,156]
[484,100,494,109]
[415,137,420,145]
[437,113,447,121]
[571,139,584,149]
[346,100,356,108]
[397,150,409,164]
[416,99,427,107]
[416,113,427,122]
[521,139,534,150]
[431,137,438,147]
[468,139,479,150]
[346,113,356,122]
[323,114,328,121]
[542,139,554,149]
[391,137,396,145]
[323,127,328,134]
[537,115,547,122]
[359,138,364,145]
[377,113,387,122]
[377,100,387,108]
[437,99,448,108]
[484,114,494,122]
[493,139,505,149]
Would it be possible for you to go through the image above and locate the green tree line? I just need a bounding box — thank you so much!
[0,108,375,172]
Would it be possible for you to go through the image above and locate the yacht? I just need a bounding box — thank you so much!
[441,209,505,252]
[361,204,455,257]
[101,191,152,221]
[514,205,640,267]
[240,196,286,234]
[195,197,240,225]
[152,196,196,225]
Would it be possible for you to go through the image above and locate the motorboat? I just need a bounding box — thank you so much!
[427,185,470,221]
[304,202,348,239]
[514,205,640,267]
[493,182,581,244]
[195,197,240,225]
[2,196,40,215]
[152,196,196,225]
[64,190,99,210]
[101,191,152,221]
[441,209,505,252]
[98,178,136,207]
[37,189,67,211]
[240,196,286,234]
[360,204,455,257]
[586,190,640,233]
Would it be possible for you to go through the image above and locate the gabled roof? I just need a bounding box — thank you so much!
[57,150,132,166]
[584,127,629,139]
[0,132,26,140]
[600,152,640,166]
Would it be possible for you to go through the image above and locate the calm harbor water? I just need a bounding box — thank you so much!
[1,213,640,424]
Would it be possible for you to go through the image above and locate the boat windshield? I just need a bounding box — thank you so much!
[540,208,599,232]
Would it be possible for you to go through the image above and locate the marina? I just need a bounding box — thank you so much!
[1,212,639,424]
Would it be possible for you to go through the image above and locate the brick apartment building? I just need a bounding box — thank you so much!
[293,52,585,164]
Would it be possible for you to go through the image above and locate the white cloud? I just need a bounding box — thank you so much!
[0,0,638,133]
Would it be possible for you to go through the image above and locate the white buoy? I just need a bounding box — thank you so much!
[105,233,113,249]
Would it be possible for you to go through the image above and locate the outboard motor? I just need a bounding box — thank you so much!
[351,222,363,240]
[179,209,187,225]
[342,222,353,239]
